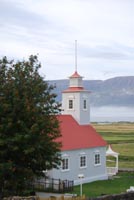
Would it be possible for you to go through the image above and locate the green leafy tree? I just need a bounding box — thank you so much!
[0,55,62,196]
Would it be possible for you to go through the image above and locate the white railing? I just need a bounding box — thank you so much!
[107,167,118,175]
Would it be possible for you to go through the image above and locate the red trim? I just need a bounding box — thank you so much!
[63,87,86,92]
[62,87,90,93]
[70,71,82,78]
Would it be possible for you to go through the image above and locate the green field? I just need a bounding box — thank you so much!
[92,122,134,168]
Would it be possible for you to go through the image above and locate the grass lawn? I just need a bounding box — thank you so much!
[73,172,134,198]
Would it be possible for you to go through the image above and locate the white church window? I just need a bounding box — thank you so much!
[83,99,87,109]
[69,99,73,109]
[62,158,69,170]
[80,155,87,168]
[94,153,101,165]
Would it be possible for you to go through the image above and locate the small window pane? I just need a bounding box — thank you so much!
[95,154,100,165]
[83,100,87,109]
[69,99,73,109]
[80,156,86,167]
[62,158,69,170]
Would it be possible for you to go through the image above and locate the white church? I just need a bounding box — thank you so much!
[47,70,108,185]
[46,42,119,186]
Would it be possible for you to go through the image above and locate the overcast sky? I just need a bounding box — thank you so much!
[0,0,134,80]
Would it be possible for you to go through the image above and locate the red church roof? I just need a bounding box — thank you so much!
[56,115,107,151]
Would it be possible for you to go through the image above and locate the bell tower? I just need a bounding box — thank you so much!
[61,41,90,125]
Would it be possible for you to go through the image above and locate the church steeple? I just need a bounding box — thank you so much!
[61,41,90,125]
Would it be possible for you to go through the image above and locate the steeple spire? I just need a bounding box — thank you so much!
[75,40,77,72]
[69,40,83,87]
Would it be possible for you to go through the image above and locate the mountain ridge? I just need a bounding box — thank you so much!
[47,76,134,107]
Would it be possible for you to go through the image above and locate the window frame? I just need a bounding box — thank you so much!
[68,99,73,110]
[83,99,87,110]
[94,153,101,166]
[61,156,69,171]
[79,155,87,168]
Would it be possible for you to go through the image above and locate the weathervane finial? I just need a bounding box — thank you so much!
[75,40,77,72]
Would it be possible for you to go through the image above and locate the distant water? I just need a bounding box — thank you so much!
[90,106,134,122]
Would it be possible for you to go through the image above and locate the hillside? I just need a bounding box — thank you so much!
[47,76,134,107]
